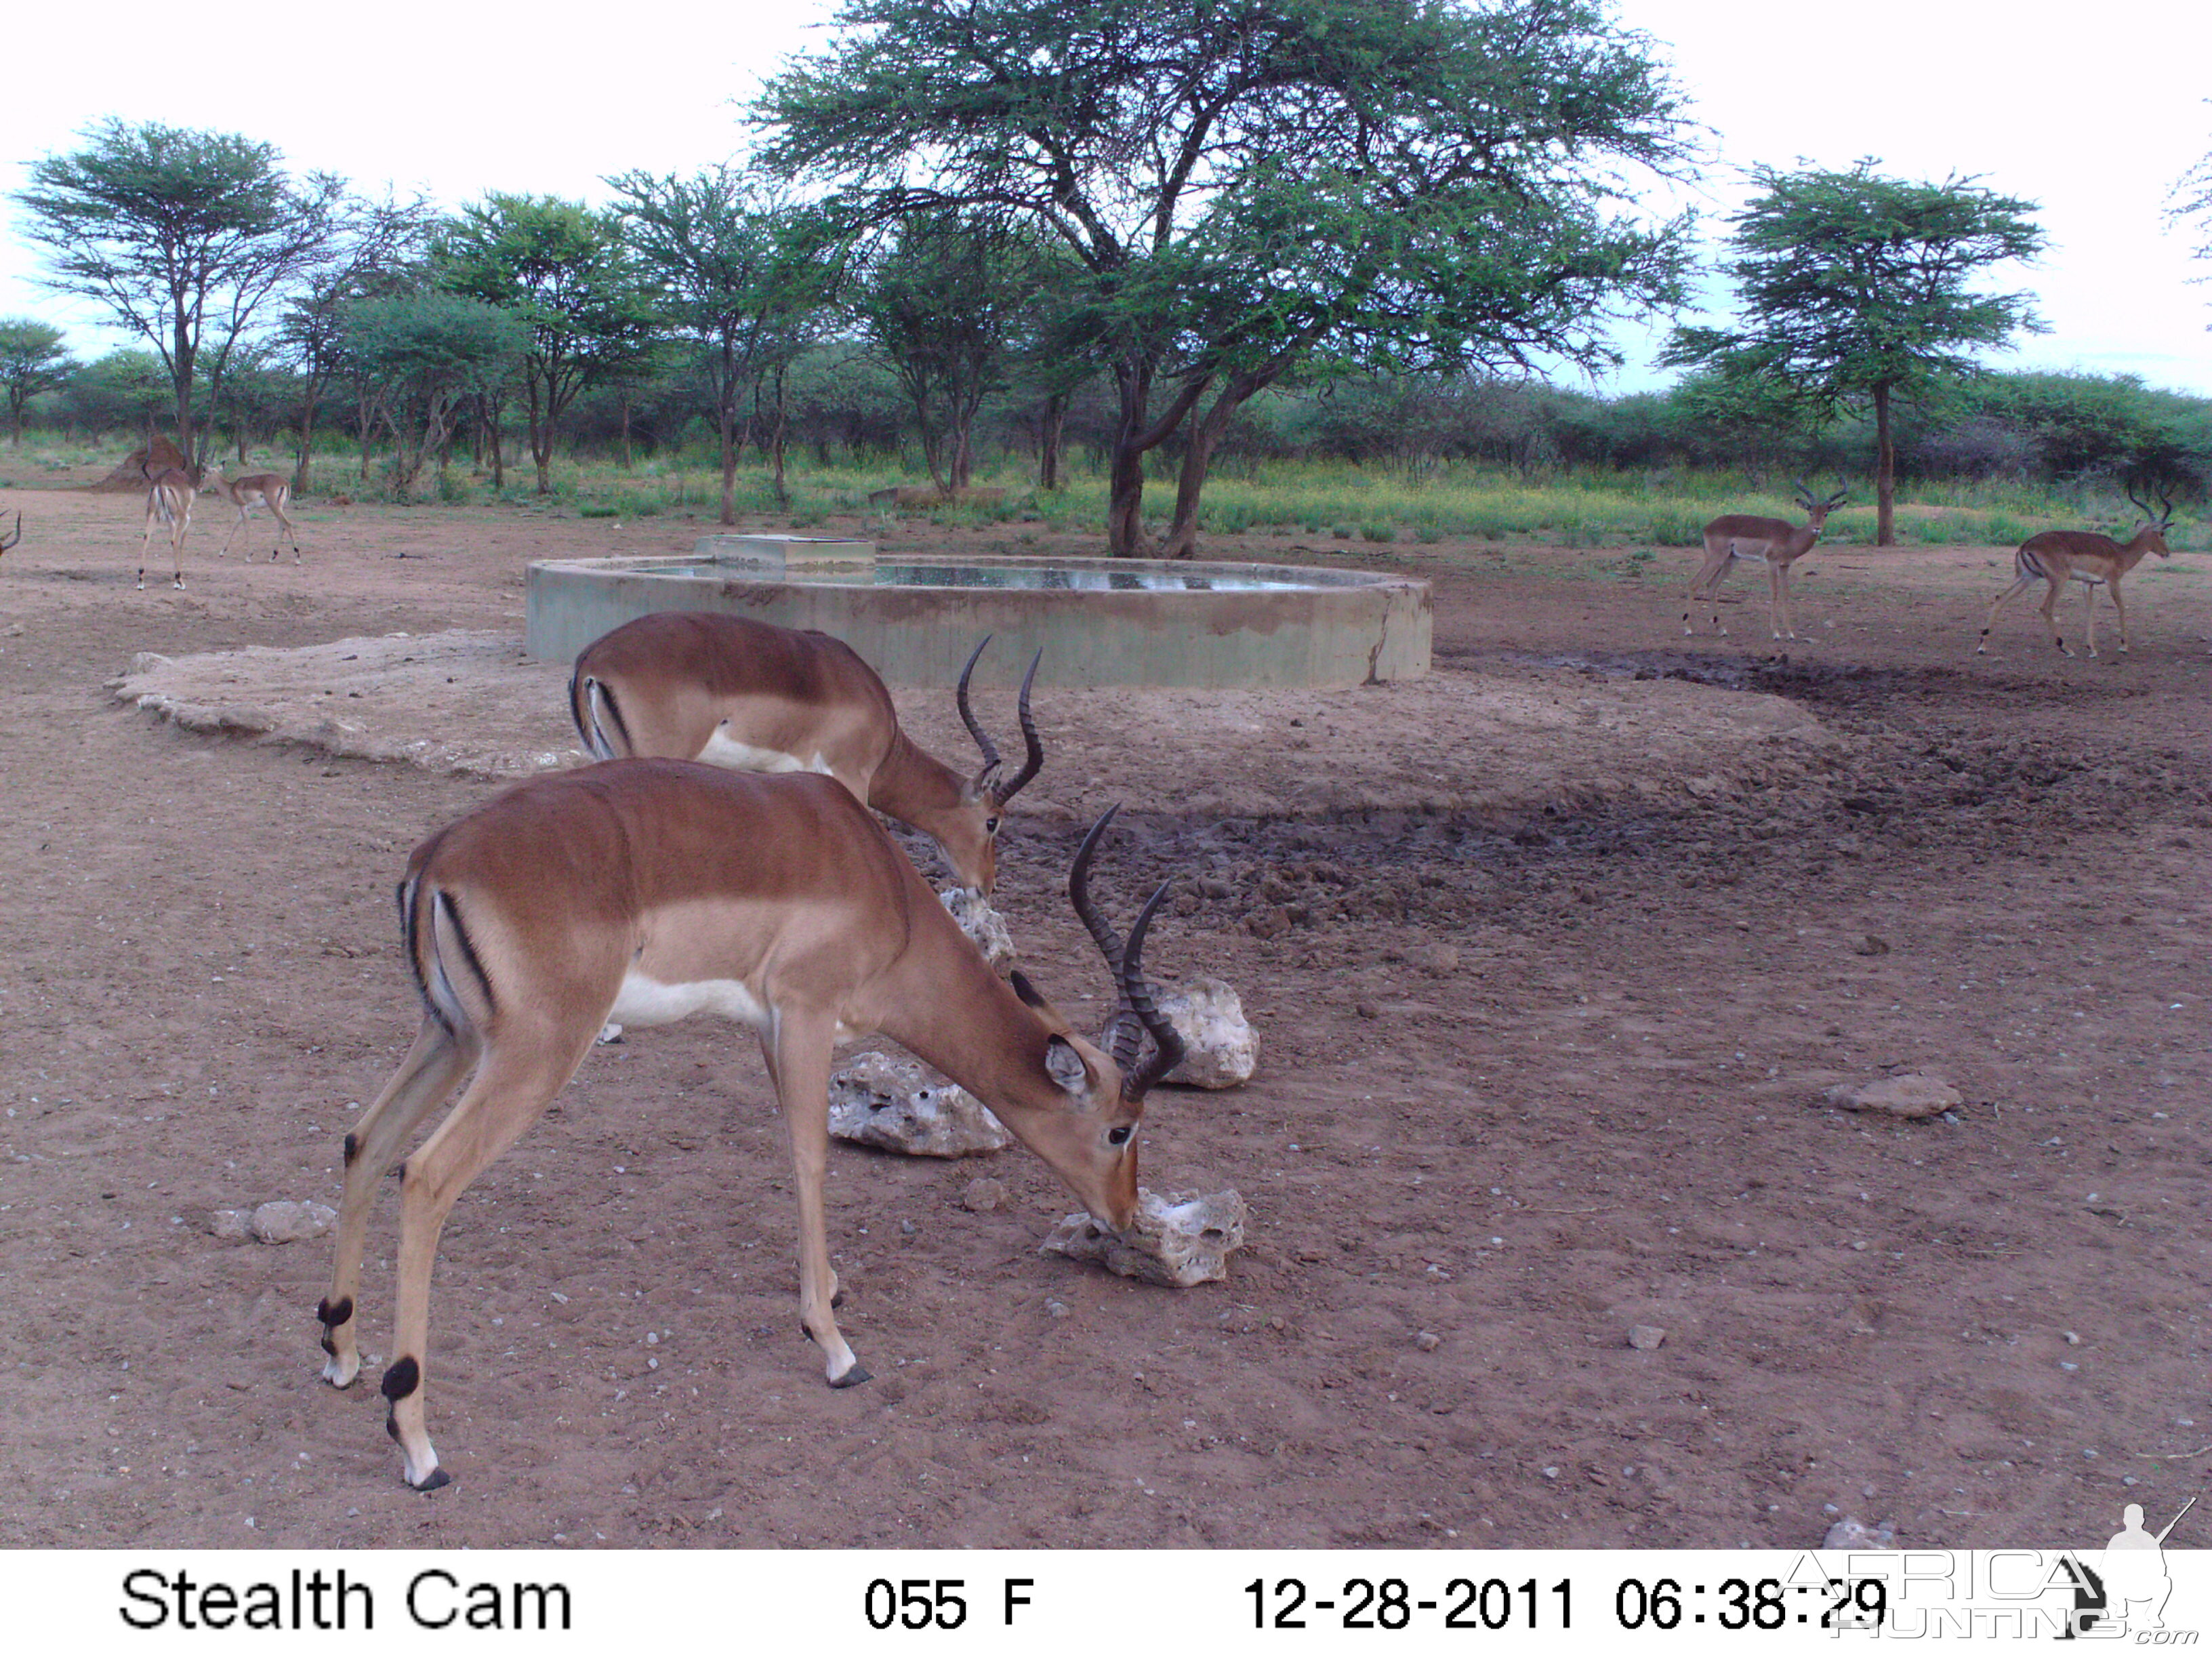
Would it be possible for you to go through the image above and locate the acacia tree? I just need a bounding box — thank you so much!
[342,294,527,499]
[854,213,1053,492]
[606,168,838,520]
[274,192,436,489]
[758,0,1694,556]
[2171,122,2212,322]
[0,320,79,446]
[1664,161,2045,545]
[16,121,344,469]
[435,195,659,493]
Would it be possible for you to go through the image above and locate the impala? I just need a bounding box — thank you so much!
[570,613,1043,895]
[1684,481,1849,642]
[199,464,302,564]
[314,764,1185,1490]
[136,468,197,590]
[1978,487,2175,659]
[0,510,19,560]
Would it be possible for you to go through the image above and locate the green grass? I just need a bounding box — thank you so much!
[11,434,2207,552]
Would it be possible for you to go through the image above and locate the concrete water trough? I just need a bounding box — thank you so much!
[525,535,1431,689]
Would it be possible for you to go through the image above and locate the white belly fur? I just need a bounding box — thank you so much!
[698,727,834,775]
[605,970,867,1044]
[608,970,773,1033]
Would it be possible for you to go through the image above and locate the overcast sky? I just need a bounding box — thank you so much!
[5,0,2209,396]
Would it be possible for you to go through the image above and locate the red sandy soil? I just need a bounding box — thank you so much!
[0,475,2207,1551]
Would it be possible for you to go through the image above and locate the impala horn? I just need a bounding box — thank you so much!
[1069,804,1186,1101]
[956,636,1045,803]
[0,510,19,556]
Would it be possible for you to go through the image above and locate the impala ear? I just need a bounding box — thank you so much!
[1043,1036,1090,1096]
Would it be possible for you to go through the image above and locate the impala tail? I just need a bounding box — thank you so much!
[568,669,631,760]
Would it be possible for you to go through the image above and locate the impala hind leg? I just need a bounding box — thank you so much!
[272,498,301,564]
[2038,578,2073,656]
[1684,547,1731,636]
[382,1023,598,1490]
[318,1014,477,1389]
[1978,570,2041,654]
[768,1012,865,1387]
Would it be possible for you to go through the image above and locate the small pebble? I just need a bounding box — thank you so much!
[1628,1324,1667,1351]
[1414,1331,1441,1352]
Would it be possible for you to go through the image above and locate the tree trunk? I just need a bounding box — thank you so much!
[527,375,551,495]
[718,405,737,527]
[768,365,790,510]
[619,390,634,472]
[1873,384,1896,547]
[1104,360,1210,557]
[1037,393,1067,491]
[1161,372,1271,559]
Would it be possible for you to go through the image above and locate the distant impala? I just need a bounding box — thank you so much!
[1685,481,1849,642]
[199,464,302,565]
[1979,485,2174,659]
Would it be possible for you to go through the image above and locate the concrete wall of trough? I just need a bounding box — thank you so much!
[524,554,1431,689]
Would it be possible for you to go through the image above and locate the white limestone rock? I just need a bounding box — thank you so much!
[248,1200,336,1244]
[1824,1073,1961,1120]
[1041,1187,1248,1288]
[828,1052,1011,1157]
[938,886,1016,971]
[1158,977,1258,1089]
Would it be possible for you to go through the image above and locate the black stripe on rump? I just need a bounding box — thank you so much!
[436,890,497,1021]
[398,878,448,1031]
[590,676,633,758]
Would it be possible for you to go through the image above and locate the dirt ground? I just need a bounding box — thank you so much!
[1,476,2207,1552]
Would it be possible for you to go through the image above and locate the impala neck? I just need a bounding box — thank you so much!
[871,729,980,824]
[875,899,1068,1120]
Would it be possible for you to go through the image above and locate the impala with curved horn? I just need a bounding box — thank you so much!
[569,613,1044,894]
[0,510,20,560]
[313,762,1184,1489]
[1685,480,1849,642]
[1978,483,2175,659]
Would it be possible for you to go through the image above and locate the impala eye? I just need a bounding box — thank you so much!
[986,817,1002,834]
[1107,1126,1133,1147]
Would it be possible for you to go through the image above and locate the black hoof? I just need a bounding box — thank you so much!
[830,1364,873,1390]
[409,1467,452,1493]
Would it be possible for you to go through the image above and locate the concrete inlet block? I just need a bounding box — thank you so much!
[691,534,875,575]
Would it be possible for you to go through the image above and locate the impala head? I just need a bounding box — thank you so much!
[1793,478,1849,528]
[2125,481,2177,557]
[939,636,1045,894]
[998,804,1185,1229]
[0,510,19,558]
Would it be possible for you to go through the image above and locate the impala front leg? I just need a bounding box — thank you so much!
[1769,562,1799,642]
[2108,578,2130,655]
[770,1011,866,1387]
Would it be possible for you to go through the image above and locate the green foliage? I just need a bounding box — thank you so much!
[435,194,659,491]
[1666,161,2046,407]
[1665,159,2045,541]
[759,0,1696,552]
[0,318,78,443]
[14,119,345,461]
[343,293,527,497]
